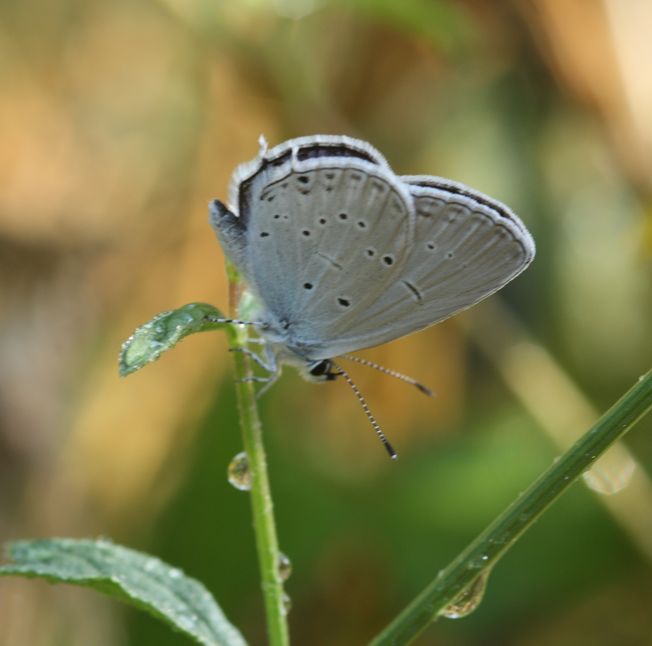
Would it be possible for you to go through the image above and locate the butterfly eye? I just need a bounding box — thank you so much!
[308,359,332,377]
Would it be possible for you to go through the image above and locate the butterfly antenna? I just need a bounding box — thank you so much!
[331,361,397,460]
[341,354,433,397]
[205,316,262,328]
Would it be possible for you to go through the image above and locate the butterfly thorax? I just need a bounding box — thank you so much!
[261,331,338,383]
[252,307,325,359]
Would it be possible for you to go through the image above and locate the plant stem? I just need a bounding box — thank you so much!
[225,266,289,646]
[371,368,652,646]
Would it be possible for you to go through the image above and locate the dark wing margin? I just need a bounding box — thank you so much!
[234,135,390,227]
[401,175,536,263]
[295,143,379,163]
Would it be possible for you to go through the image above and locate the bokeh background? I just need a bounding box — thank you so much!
[1,1,652,644]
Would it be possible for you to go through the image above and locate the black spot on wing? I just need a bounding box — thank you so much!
[317,252,343,270]
[401,280,423,303]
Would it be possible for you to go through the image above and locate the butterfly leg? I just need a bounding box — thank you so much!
[230,344,282,398]
[254,372,281,399]
[243,337,267,345]
[229,347,276,373]
[251,345,282,398]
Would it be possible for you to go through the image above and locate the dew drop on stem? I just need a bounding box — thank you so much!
[278,552,292,582]
[281,592,292,616]
[440,570,490,619]
[227,451,252,491]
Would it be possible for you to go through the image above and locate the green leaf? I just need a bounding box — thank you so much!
[0,538,247,646]
[119,303,227,376]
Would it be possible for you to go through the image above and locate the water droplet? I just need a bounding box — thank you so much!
[583,458,636,495]
[282,592,292,615]
[440,570,490,619]
[177,613,198,631]
[168,567,182,579]
[228,451,252,491]
[278,552,292,581]
[468,553,489,569]
[144,558,159,572]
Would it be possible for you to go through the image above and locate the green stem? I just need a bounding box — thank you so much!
[371,368,652,646]
[225,265,289,646]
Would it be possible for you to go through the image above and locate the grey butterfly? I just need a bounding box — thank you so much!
[210,135,535,456]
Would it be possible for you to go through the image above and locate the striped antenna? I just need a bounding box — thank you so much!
[332,361,397,460]
[205,316,262,327]
[341,354,433,397]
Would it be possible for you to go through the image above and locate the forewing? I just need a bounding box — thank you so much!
[212,136,395,295]
[218,136,416,358]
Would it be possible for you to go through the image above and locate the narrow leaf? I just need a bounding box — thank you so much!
[0,538,247,646]
[370,368,652,645]
[119,302,227,376]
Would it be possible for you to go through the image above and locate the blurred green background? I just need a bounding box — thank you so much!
[1,1,652,644]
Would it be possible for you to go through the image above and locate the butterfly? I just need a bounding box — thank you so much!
[210,135,535,457]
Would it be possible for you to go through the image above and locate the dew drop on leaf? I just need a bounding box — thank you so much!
[227,451,252,491]
[144,558,158,572]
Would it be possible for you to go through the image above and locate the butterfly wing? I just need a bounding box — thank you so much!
[211,136,535,361]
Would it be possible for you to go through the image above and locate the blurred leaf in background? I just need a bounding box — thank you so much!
[1,0,651,645]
